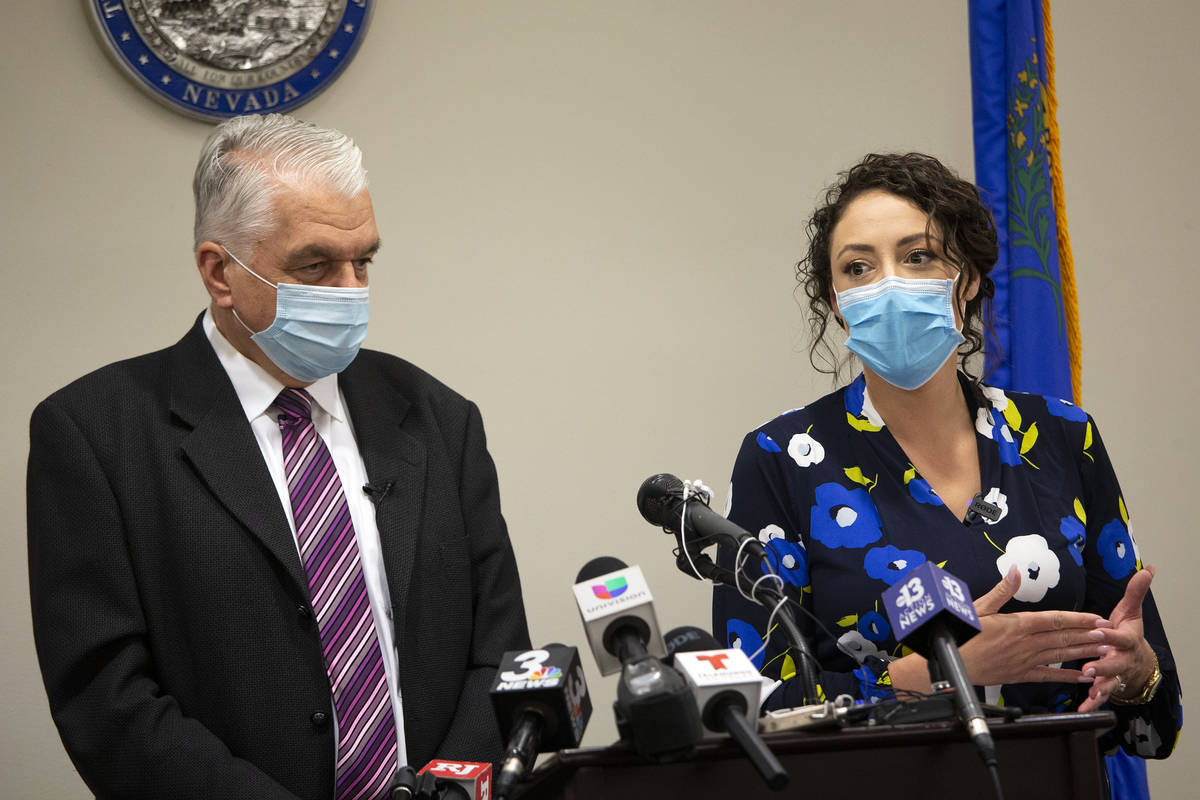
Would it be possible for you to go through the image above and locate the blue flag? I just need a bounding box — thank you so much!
[969,0,1077,403]
[970,2,1146,796]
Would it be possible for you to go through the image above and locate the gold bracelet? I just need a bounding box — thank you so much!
[1110,652,1163,706]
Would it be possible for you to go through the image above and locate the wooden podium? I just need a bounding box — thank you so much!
[518,711,1115,799]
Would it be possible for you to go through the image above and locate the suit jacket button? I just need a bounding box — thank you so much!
[297,604,312,622]
[311,711,329,729]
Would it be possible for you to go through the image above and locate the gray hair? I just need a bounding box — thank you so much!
[192,114,368,255]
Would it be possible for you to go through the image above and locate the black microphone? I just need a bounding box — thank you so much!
[636,474,821,705]
[665,626,788,791]
[490,644,591,800]
[963,492,1003,525]
[637,474,768,562]
[881,561,998,771]
[389,765,470,799]
[362,480,394,504]
[572,557,702,760]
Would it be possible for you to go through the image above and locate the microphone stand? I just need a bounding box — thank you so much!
[674,547,821,705]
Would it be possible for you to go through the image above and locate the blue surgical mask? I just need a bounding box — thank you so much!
[835,275,964,391]
[224,248,369,383]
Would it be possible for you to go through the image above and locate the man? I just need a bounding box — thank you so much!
[27,114,530,799]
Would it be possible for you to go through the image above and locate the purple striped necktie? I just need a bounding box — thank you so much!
[276,388,397,800]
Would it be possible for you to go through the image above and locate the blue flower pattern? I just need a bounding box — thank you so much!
[863,544,926,586]
[714,374,1179,761]
[858,610,891,642]
[988,414,1023,467]
[1098,518,1136,579]
[726,617,766,669]
[756,432,782,453]
[809,482,883,548]
[764,537,809,587]
[1059,516,1086,566]
[1045,396,1089,423]
[907,475,943,506]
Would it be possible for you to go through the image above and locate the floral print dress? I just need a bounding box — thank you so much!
[712,373,1180,759]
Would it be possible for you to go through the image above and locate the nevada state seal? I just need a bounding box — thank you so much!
[87,0,372,122]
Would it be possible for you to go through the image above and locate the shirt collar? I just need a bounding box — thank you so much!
[202,308,346,424]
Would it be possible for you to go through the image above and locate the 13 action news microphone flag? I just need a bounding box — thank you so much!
[882,561,981,654]
[881,561,998,773]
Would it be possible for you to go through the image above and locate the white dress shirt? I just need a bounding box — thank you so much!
[203,309,408,768]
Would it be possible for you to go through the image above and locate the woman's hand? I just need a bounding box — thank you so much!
[887,565,1104,693]
[1078,566,1157,712]
[956,565,1105,686]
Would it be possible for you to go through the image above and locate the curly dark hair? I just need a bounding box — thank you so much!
[797,152,999,383]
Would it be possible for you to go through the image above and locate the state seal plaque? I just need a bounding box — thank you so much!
[87,1,373,122]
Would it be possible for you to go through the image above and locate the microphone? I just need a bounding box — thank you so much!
[490,644,592,800]
[635,474,822,705]
[881,561,997,769]
[572,556,702,760]
[963,492,1003,525]
[637,473,768,562]
[665,626,789,791]
[362,480,394,504]
[389,765,469,799]
[417,760,491,800]
[571,556,668,675]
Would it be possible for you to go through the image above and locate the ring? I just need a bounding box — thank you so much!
[1115,674,1128,696]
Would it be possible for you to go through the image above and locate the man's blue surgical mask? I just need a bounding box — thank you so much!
[224,247,369,383]
[834,275,964,391]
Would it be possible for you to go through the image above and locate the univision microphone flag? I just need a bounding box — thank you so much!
[969,0,1081,404]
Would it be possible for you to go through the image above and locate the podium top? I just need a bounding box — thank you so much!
[539,710,1116,769]
[521,711,1117,800]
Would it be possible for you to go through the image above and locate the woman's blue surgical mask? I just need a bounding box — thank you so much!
[834,275,964,391]
[224,247,369,383]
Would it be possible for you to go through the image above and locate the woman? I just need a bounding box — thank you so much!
[713,153,1179,763]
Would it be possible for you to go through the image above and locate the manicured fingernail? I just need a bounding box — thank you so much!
[1088,629,1106,641]
[1094,619,1113,628]
[1098,645,1111,655]
[1078,675,1094,683]
[1084,668,1096,678]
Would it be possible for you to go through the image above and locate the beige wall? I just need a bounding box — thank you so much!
[3,2,1194,796]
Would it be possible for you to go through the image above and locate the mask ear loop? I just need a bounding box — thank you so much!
[222,246,278,289]
[222,245,278,336]
[950,270,965,334]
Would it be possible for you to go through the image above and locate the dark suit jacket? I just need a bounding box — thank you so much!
[27,315,531,799]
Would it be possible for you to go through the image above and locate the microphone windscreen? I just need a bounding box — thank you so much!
[575,556,628,583]
[664,625,722,662]
[636,473,684,526]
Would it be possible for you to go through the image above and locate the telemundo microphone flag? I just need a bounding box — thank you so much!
[969,0,1080,404]
[970,5,1146,796]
